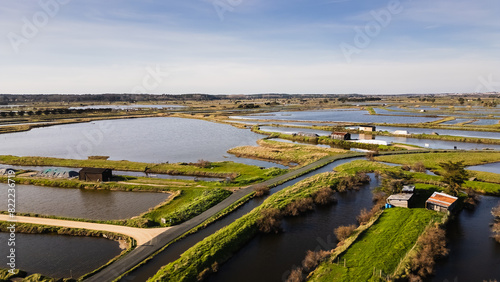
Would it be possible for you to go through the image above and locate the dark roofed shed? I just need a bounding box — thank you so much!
[79,168,112,182]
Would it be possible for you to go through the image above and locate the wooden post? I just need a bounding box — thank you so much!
[380,270,382,277]
[344,258,346,267]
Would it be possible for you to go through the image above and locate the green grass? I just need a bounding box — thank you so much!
[144,189,232,226]
[309,208,443,282]
[228,139,346,166]
[375,151,500,171]
[468,170,500,184]
[0,155,287,186]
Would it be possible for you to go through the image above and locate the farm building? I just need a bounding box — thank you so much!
[393,130,409,135]
[295,132,319,138]
[38,168,79,179]
[402,185,415,193]
[359,125,376,132]
[79,168,113,182]
[387,193,414,208]
[425,192,458,213]
[353,139,391,146]
[330,132,351,140]
[0,168,15,175]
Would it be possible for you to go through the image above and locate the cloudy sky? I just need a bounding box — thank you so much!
[1,0,499,94]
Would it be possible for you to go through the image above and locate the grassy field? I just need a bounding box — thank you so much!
[335,159,500,195]
[0,155,287,186]
[375,151,500,171]
[144,189,232,226]
[309,208,443,282]
[228,139,347,166]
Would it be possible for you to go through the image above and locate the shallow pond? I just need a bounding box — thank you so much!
[0,183,170,220]
[231,109,441,124]
[0,232,122,278]
[467,162,500,174]
[0,117,274,166]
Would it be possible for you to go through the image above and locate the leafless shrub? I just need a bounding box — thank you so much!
[366,151,375,161]
[410,225,448,278]
[337,172,371,192]
[412,162,427,173]
[313,188,336,205]
[88,155,109,160]
[194,159,211,168]
[197,268,210,281]
[257,208,283,233]
[402,164,411,171]
[372,192,387,206]
[254,185,270,197]
[211,262,219,273]
[492,204,500,220]
[286,267,304,282]
[463,188,480,210]
[334,224,357,241]
[357,208,372,225]
[302,250,330,271]
[493,222,500,243]
[284,198,314,216]
[357,203,382,225]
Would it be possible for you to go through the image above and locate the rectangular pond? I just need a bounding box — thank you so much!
[0,183,170,220]
[0,232,122,278]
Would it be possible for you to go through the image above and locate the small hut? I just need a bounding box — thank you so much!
[359,125,376,132]
[387,193,414,208]
[331,132,351,140]
[425,192,458,213]
[79,168,113,182]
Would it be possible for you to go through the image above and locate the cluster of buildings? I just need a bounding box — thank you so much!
[386,185,458,213]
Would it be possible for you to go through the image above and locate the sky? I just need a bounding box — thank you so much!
[0,0,499,94]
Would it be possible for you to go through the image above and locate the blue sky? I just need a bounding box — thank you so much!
[1,0,499,94]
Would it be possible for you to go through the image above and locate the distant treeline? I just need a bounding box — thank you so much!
[0,93,459,104]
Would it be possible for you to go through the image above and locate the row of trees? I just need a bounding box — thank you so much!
[0,108,112,117]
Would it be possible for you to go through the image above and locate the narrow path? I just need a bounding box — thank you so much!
[0,215,170,246]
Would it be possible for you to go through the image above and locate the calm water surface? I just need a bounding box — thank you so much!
[467,162,500,173]
[0,183,170,220]
[231,109,440,124]
[0,233,121,278]
[0,117,268,165]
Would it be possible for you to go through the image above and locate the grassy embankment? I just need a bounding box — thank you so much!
[375,151,500,189]
[228,139,348,166]
[251,126,399,151]
[0,155,286,227]
[148,170,349,281]
[308,208,443,281]
[0,155,286,185]
[337,154,500,195]
[0,221,135,282]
